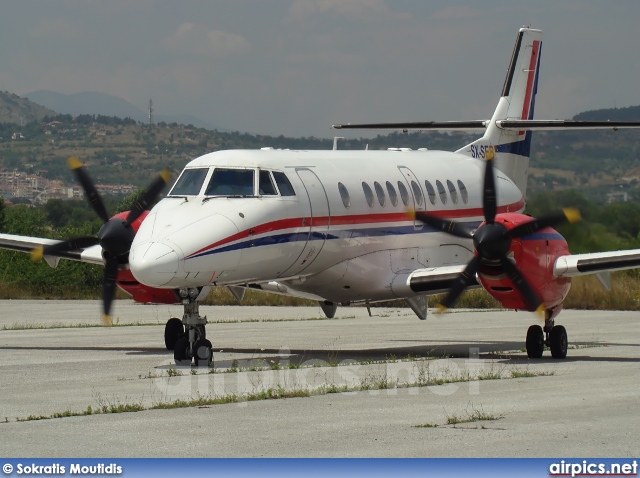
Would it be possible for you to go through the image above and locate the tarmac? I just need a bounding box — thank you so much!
[0,300,638,457]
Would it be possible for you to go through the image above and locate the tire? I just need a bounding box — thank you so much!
[193,339,213,367]
[550,325,568,359]
[526,324,544,359]
[173,337,191,366]
[164,318,184,350]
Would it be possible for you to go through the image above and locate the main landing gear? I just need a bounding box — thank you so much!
[525,310,568,359]
[164,289,213,367]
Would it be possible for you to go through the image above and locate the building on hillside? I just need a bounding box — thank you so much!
[607,191,629,203]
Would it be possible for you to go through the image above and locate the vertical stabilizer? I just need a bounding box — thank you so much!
[457,28,543,197]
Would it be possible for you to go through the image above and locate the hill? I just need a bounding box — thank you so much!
[0,91,57,125]
[25,90,221,130]
[574,105,640,121]
[1,88,640,203]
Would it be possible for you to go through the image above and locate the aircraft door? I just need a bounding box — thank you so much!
[278,168,330,276]
[398,166,425,230]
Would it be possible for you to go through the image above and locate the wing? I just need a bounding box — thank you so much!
[554,249,640,278]
[398,265,481,295]
[0,233,104,267]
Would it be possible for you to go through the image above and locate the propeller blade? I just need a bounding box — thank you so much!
[126,169,171,225]
[414,212,475,239]
[482,157,498,224]
[438,257,480,310]
[507,208,582,239]
[499,257,542,312]
[32,237,100,261]
[68,157,110,224]
[102,254,119,325]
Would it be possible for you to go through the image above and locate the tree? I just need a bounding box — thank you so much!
[0,196,5,232]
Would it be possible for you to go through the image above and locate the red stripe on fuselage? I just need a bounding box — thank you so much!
[186,197,525,258]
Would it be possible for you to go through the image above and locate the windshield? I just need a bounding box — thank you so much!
[205,168,255,196]
[169,168,208,196]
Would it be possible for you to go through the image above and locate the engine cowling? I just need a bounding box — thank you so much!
[476,212,571,312]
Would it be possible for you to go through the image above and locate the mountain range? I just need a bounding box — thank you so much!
[23,90,221,130]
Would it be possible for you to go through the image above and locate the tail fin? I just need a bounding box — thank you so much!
[456,28,542,197]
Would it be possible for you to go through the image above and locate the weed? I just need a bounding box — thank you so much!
[166,368,183,377]
[511,368,555,378]
[269,360,280,371]
[446,404,504,426]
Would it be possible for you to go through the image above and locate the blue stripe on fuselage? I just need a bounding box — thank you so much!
[187,221,483,259]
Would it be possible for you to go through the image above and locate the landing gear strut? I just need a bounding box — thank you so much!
[165,288,213,366]
[525,309,568,359]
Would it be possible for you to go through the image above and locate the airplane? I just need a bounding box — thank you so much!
[2,27,640,367]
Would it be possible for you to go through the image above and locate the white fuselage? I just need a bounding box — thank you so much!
[129,148,524,303]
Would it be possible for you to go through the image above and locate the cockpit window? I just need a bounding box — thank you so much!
[259,170,277,196]
[169,168,208,196]
[272,171,296,196]
[205,168,255,196]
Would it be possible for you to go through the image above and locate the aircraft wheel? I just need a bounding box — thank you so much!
[173,337,191,366]
[164,318,184,350]
[549,325,568,359]
[525,324,544,359]
[193,339,213,367]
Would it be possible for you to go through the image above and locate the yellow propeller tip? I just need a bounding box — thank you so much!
[405,209,416,220]
[435,303,447,314]
[67,156,83,170]
[485,146,496,160]
[31,246,44,261]
[102,315,113,326]
[534,304,545,319]
[563,208,582,224]
[159,169,171,183]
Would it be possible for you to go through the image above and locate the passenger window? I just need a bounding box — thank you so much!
[424,180,436,205]
[436,180,447,204]
[457,180,468,204]
[386,181,398,207]
[447,180,458,204]
[169,168,208,196]
[411,180,424,206]
[362,182,374,207]
[259,170,277,195]
[273,172,296,196]
[205,168,255,196]
[374,181,386,207]
[397,181,409,206]
[338,182,350,208]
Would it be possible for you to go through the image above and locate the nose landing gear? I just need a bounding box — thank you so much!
[165,288,213,367]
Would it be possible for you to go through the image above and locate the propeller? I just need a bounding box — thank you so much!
[415,157,580,312]
[33,157,170,324]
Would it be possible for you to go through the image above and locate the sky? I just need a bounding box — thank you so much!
[1,1,639,138]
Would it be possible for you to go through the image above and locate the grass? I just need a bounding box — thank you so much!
[11,361,554,423]
[3,270,640,310]
[445,404,505,426]
[511,368,555,378]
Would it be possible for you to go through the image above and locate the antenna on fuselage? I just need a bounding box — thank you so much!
[333,136,344,150]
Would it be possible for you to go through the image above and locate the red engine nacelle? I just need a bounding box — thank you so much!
[110,210,180,305]
[477,213,571,316]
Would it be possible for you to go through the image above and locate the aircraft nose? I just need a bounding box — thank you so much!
[129,241,179,287]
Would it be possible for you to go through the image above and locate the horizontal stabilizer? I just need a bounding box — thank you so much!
[332,119,640,131]
[332,120,487,130]
[497,120,640,131]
